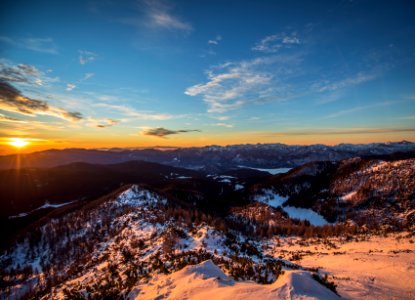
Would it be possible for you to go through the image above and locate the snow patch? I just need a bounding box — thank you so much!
[8,200,76,219]
[239,166,292,175]
[255,190,329,226]
[283,206,329,226]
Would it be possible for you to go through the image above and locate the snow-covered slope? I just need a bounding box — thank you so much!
[131,260,340,300]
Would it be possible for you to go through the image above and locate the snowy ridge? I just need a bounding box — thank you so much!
[8,200,76,219]
[131,260,340,300]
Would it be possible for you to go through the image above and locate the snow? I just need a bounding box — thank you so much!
[116,185,167,206]
[269,233,415,300]
[255,190,329,226]
[234,184,244,190]
[8,200,75,219]
[340,191,357,201]
[175,176,192,179]
[131,260,339,300]
[255,189,288,207]
[283,206,329,226]
[238,166,292,175]
[207,175,236,183]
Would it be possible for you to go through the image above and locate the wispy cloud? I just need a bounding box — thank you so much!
[82,73,95,81]
[252,32,300,53]
[213,123,233,128]
[0,113,21,123]
[208,35,222,45]
[210,115,230,121]
[151,11,192,32]
[87,118,119,128]
[79,50,98,65]
[142,127,200,138]
[66,83,76,91]
[0,60,58,86]
[324,100,398,119]
[0,81,83,122]
[313,72,377,93]
[96,103,172,120]
[119,0,192,33]
[185,55,299,113]
[0,36,58,54]
[272,127,415,136]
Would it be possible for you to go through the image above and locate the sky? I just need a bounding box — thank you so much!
[0,0,415,154]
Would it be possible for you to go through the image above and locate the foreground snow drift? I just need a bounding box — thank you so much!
[131,260,339,300]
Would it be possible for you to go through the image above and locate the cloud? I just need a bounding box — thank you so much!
[211,115,230,121]
[79,50,98,65]
[323,101,397,119]
[313,72,377,93]
[142,127,201,138]
[83,73,95,81]
[92,118,119,128]
[214,123,233,128]
[208,35,222,45]
[96,103,172,120]
[0,113,21,122]
[0,80,83,122]
[0,36,58,54]
[66,83,76,91]
[118,0,192,33]
[151,12,192,32]
[252,32,300,53]
[0,61,58,86]
[185,55,298,113]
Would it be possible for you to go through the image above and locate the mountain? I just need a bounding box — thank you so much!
[1,141,414,171]
[0,151,414,299]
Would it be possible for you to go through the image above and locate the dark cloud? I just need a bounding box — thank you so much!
[0,62,42,85]
[0,80,83,121]
[143,127,201,138]
[62,111,83,122]
[0,80,49,114]
[0,113,20,122]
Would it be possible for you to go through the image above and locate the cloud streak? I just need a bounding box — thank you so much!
[118,0,192,33]
[185,55,300,113]
[79,50,98,65]
[272,127,415,136]
[252,32,300,53]
[0,60,58,86]
[324,101,397,119]
[0,36,58,54]
[96,103,172,120]
[94,118,119,128]
[66,83,76,91]
[313,72,377,93]
[142,127,200,138]
[0,80,83,122]
[208,35,222,45]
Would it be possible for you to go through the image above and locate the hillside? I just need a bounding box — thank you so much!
[0,153,414,299]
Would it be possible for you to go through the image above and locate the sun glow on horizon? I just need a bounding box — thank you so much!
[8,138,30,149]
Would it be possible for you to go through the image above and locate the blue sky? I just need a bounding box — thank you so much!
[0,0,415,152]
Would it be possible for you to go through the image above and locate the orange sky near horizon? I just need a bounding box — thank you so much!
[1,131,414,155]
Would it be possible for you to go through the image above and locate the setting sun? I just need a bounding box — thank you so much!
[8,138,30,149]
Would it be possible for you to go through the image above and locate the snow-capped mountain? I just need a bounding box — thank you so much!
[0,141,414,171]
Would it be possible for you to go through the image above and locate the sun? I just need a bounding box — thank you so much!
[8,138,30,149]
